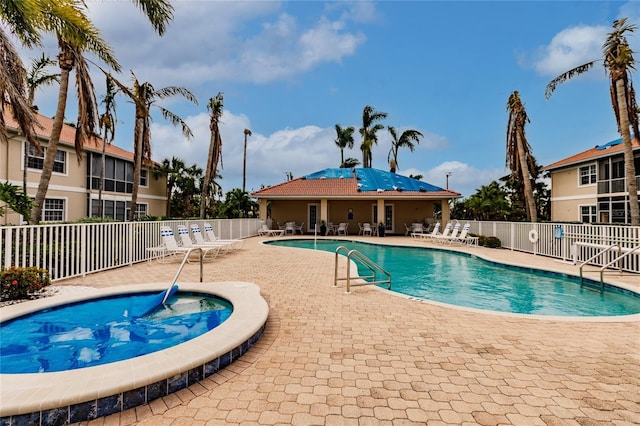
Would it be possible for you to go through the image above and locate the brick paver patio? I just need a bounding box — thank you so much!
[55,236,639,426]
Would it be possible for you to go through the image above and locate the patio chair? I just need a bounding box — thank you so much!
[326,222,335,235]
[435,222,462,244]
[427,222,452,242]
[337,223,348,235]
[284,222,296,235]
[295,222,304,234]
[447,223,479,246]
[404,223,412,236]
[362,223,373,236]
[203,222,245,250]
[176,226,222,260]
[191,224,242,254]
[414,222,440,240]
[159,226,215,263]
[257,222,284,237]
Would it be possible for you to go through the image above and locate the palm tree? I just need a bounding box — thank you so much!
[334,124,355,167]
[242,128,252,193]
[221,188,256,218]
[343,157,360,168]
[466,181,510,221]
[359,105,387,168]
[387,126,423,172]
[546,18,640,226]
[26,53,59,107]
[97,77,118,218]
[107,71,197,220]
[506,90,538,222]
[22,53,59,200]
[154,156,185,217]
[201,92,223,218]
[28,0,174,223]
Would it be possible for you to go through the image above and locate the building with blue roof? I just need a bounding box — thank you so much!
[252,168,460,234]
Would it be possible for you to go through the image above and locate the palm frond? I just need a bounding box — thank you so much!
[545,61,597,99]
[157,106,194,139]
[130,0,174,36]
[154,86,198,104]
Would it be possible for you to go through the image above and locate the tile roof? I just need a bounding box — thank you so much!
[544,137,640,171]
[252,168,461,199]
[4,109,135,161]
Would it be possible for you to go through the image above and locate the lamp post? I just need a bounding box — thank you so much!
[242,128,252,192]
[445,172,453,189]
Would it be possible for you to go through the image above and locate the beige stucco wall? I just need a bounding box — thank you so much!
[264,198,439,235]
[1,134,167,224]
[550,167,597,222]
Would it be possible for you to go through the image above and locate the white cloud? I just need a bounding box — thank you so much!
[533,25,607,76]
[407,161,504,197]
[152,112,339,193]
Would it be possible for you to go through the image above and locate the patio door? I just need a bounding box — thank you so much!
[372,203,395,233]
[307,203,320,233]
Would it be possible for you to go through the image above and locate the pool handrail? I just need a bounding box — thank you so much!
[578,243,621,292]
[599,244,640,290]
[162,248,204,303]
[334,245,391,294]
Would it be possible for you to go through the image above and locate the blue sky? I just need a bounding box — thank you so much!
[20,0,640,197]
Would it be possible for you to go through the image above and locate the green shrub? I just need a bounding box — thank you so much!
[472,234,502,248]
[1,266,51,301]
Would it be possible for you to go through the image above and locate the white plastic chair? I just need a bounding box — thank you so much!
[362,223,373,236]
[204,222,245,250]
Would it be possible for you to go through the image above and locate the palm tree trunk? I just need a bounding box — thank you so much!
[30,66,71,224]
[98,128,107,218]
[200,129,216,218]
[242,131,248,192]
[129,116,144,221]
[516,132,537,222]
[615,78,640,225]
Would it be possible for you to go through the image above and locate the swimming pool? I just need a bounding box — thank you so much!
[267,239,640,317]
[0,291,233,374]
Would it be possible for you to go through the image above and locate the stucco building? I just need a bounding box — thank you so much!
[544,137,640,224]
[1,110,167,224]
[251,168,460,235]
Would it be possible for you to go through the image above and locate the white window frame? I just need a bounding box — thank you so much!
[140,169,149,187]
[579,204,597,223]
[578,163,596,187]
[24,143,68,175]
[42,198,66,222]
[134,203,148,219]
[371,203,395,233]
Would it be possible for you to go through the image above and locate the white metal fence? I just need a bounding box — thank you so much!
[1,219,262,281]
[467,221,640,273]
[2,219,638,281]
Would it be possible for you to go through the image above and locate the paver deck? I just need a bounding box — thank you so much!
[55,236,640,425]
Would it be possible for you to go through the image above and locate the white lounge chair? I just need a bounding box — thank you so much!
[435,222,462,244]
[190,224,240,254]
[203,222,245,250]
[414,222,440,240]
[447,224,479,246]
[176,226,223,259]
[159,226,217,262]
[257,222,284,237]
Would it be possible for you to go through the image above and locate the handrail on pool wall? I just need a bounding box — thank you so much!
[162,248,204,303]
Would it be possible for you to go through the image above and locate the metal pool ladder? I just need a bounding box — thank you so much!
[578,244,621,292]
[334,246,391,294]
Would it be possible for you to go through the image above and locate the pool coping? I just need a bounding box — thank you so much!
[0,281,269,421]
[264,237,640,322]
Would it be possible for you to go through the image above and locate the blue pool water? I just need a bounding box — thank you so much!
[0,292,233,373]
[268,239,640,317]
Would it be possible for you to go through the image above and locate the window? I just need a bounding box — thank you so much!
[579,164,596,186]
[27,144,65,173]
[134,203,147,219]
[140,169,148,187]
[580,205,597,223]
[87,152,137,194]
[43,198,65,222]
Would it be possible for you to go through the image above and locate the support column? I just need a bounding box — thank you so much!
[321,198,328,222]
[441,198,451,224]
[377,198,385,225]
[259,199,268,221]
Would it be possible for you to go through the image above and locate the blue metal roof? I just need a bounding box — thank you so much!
[304,168,445,192]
